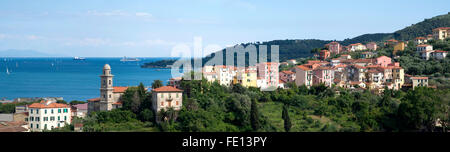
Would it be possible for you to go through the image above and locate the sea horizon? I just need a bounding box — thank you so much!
[0,57,177,102]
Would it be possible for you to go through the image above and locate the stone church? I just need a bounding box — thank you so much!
[87,64,128,114]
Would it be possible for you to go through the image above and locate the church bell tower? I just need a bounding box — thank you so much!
[100,64,114,111]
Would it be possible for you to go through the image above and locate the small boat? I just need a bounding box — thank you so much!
[6,67,10,75]
[120,56,140,62]
[73,57,86,60]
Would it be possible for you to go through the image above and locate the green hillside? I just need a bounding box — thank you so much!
[142,13,450,66]
[394,12,450,40]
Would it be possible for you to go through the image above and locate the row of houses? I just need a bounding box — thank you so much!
[294,55,429,92]
[325,42,378,55]
[196,62,282,89]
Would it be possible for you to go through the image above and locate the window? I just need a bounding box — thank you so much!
[168,101,171,107]
[30,109,33,114]
[58,109,61,113]
[109,94,111,98]
[64,116,67,121]
[176,101,179,106]
[58,123,60,127]
[161,102,164,106]
[109,80,111,85]
[45,110,47,114]
[58,116,60,121]
[44,124,47,130]
[36,124,39,129]
[51,109,54,114]
[30,123,33,128]
[36,109,39,114]
[36,117,40,122]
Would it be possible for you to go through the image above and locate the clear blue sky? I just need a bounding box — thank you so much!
[0,0,449,57]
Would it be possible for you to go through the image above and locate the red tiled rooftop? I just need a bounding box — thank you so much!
[113,87,129,93]
[281,71,295,74]
[87,98,100,102]
[28,101,69,109]
[417,44,432,47]
[411,77,428,80]
[433,27,450,31]
[152,86,183,92]
[296,65,312,71]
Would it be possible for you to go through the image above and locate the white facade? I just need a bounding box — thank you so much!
[416,45,433,52]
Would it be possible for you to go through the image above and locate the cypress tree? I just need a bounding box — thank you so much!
[250,99,260,131]
[282,105,291,132]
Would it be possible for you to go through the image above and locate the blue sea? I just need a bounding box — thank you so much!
[0,57,176,102]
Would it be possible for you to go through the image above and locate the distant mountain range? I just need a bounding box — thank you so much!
[0,49,57,57]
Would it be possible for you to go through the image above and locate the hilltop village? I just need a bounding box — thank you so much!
[166,27,449,93]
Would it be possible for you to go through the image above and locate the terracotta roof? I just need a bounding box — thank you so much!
[354,59,375,63]
[417,44,431,47]
[415,37,426,40]
[432,27,450,31]
[28,101,69,109]
[112,101,122,105]
[87,98,100,102]
[352,64,366,69]
[281,71,294,75]
[434,50,448,53]
[296,65,312,71]
[152,86,183,92]
[333,64,347,68]
[386,39,398,42]
[113,87,129,93]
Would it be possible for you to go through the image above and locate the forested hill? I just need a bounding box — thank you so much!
[142,13,450,67]
[394,12,450,40]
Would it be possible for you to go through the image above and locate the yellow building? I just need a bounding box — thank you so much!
[235,70,257,87]
[432,27,450,40]
[393,41,405,55]
[392,67,404,90]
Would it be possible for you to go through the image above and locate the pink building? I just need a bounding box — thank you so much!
[257,62,279,87]
[366,42,377,50]
[280,71,296,83]
[376,56,392,67]
[312,66,334,87]
[327,41,341,54]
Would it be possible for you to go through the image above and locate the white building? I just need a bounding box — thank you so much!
[416,44,433,52]
[287,59,297,65]
[28,100,71,132]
